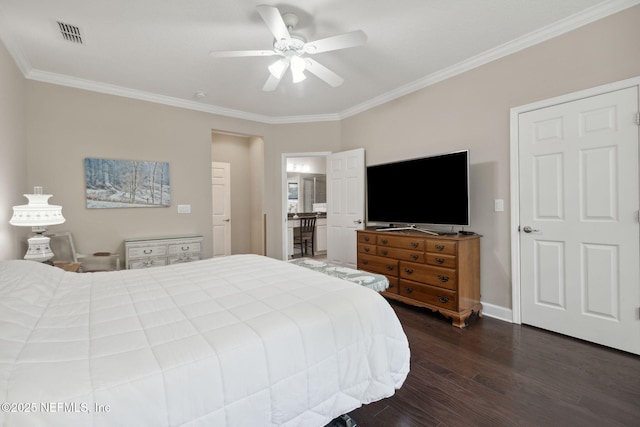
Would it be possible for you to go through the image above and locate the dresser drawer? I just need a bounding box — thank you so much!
[385,276,399,294]
[358,233,377,244]
[168,242,201,254]
[425,239,457,255]
[358,243,377,255]
[128,245,167,258]
[168,254,201,264]
[358,253,399,277]
[399,262,457,291]
[426,253,456,268]
[377,235,424,251]
[377,246,424,263]
[128,257,167,269]
[399,279,457,310]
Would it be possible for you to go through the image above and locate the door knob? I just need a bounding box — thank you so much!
[522,226,539,233]
[353,219,363,224]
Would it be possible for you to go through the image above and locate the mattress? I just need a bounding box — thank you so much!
[0,254,410,426]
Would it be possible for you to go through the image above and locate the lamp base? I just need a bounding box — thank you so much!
[24,234,54,262]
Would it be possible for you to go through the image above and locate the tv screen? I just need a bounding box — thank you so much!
[366,150,470,227]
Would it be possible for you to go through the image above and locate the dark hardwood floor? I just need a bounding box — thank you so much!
[347,301,640,427]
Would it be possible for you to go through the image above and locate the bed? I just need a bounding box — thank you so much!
[0,254,410,426]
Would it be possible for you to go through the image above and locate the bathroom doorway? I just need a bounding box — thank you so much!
[283,153,328,260]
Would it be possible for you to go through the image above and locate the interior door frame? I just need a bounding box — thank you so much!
[281,151,330,260]
[509,75,640,325]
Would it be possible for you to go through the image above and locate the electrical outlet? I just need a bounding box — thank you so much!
[178,204,191,214]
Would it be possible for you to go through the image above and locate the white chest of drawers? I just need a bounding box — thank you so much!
[124,235,203,269]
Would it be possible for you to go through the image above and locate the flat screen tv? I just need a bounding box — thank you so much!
[366,150,470,228]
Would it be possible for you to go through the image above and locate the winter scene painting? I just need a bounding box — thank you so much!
[85,158,170,208]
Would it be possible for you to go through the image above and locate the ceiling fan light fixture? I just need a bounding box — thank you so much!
[290,56,306,83]
[268,58,288,79]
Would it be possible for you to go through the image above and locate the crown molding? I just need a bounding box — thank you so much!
[338,0,640,120]
[25,69,290,124]
[25,69,342,125]
[11,0,640,124]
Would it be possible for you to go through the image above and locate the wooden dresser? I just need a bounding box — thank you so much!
[357,229,481,327]
[124,235,203,269]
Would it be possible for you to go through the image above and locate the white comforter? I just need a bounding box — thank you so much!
[0,255,410,426]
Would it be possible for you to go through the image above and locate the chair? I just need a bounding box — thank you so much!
[293,217,317,258]
[46,231,120,272]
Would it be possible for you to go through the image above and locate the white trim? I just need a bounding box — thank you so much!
[481,302,513,324]
[509,75,640,325]
[5,0,638,124]
[341,0,640,120]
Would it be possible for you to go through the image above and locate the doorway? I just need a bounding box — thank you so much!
[510,77,640,355]
[211,131,265,256]
[283,153,329,260]
[282,149,366,266]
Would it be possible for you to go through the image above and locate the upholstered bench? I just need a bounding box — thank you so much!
[289,258,389,292]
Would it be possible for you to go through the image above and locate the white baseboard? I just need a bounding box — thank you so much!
[481,302,513,323]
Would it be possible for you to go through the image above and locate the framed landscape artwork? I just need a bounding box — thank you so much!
[84,158,170,208]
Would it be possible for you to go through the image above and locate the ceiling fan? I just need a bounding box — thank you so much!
[210,5,367,91]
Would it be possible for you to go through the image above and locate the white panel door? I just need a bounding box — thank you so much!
[212,162,231,257]
[518,87,639,354]
[327,148,365,267]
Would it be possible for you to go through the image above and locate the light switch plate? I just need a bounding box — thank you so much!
[178,204,191,214]
[494,199,504,212]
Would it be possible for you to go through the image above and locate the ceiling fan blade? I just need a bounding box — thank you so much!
[210,50,277,58]
[256,5,291,43]
[304,30,367,54]
[305,58,344,87]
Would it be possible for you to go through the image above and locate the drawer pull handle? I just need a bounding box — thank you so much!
[181,246,190,251]
[404,268,413,275]
[410,254,419,260]
[143,249,153,254]
[381,250,388,255]
[435,258,445,264]
[411,242,419,248]
[438,296,449,304]
[438,275,449,283]
[404,287,414,294]
[364,236,370,242]
[364,247,370,252]
[362,260,369,265]
[381,238,388,244]
[386,265,394,271]
[435,245,445,251]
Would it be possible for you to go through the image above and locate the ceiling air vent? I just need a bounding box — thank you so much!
[57,21,83,44]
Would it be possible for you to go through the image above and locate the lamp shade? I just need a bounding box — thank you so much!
[10,189,65,228]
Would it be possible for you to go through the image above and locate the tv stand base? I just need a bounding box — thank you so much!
[375,224,439,235]
[357,230,481,329]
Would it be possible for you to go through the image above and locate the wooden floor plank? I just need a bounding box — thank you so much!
[345,301,640,427]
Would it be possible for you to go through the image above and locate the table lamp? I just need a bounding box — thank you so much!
[9,186,66,262]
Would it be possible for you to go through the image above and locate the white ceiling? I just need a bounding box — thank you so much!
[0,0,636,123]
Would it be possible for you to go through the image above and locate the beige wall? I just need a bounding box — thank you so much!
[22,81,341,260]
[2,6,638,314]
[0,40,28,259]
[341,6,640,309]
